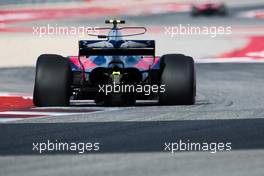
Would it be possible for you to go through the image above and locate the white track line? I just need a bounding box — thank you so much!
[0,111,78,116]
[195,57,264,63]
[0,118,23,122]
[237,9,264,19]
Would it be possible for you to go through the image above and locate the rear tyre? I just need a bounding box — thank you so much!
[33,54,72,106]
[159,54,196,105]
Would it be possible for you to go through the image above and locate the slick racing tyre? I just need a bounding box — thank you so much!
[159,54,196,105]
[33,54,72,106]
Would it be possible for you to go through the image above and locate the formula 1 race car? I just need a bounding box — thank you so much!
[33,19,196,106]
[191,1,227,17]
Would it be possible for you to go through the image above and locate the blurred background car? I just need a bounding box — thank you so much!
[191,0,228,16]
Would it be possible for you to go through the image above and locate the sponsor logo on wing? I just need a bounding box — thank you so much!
[120,41,147,48]
[86,41,114,48]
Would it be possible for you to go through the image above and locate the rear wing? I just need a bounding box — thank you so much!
[79,40,155,56]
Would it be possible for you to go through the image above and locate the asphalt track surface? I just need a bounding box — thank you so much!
[1,63,264,176]
[1,2,264,176]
